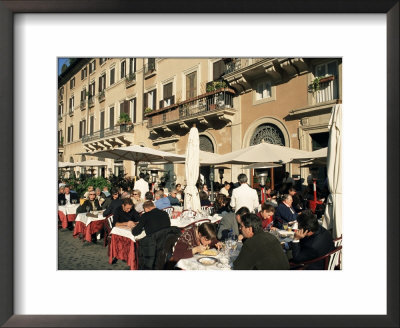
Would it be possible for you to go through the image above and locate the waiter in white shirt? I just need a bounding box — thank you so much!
[230,174,259,213]
[134,172,149,198]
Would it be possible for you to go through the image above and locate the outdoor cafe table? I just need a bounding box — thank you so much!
[73,211,106,242]
[176,242,242,270]
[108,227,146,270]
[170,214,223,229]
[58,204,80,228]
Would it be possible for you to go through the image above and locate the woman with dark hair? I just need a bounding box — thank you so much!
[172,222,221,262]
[214,194,231,215]
[199,191,211,207]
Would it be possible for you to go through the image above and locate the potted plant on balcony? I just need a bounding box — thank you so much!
[117,113,132,126]
[144,107,153,115]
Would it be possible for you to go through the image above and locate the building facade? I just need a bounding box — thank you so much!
[58,57,342,189]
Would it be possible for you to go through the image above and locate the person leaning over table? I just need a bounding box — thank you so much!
[112,198,140,228]
[131,201,171,236]
[172,222,222,262]
[257,203,277,231]
[76,190,102,214]
[233,213,290,270]
[290,210,335,270]
[217,206,249,241]
[103,190,130,217]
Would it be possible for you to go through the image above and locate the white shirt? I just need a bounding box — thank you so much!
[219,187,229,197]
[134,178,149,198]
[64,193,71,204]
[230,184,259,213]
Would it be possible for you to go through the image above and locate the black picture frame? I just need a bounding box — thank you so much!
[0,1,398,327]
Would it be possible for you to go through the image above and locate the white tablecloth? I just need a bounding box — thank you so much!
[176,243,242,270]
[58,204,80,215]
[110,227,146,242]
[76,212,106,226]
[170,214,223,228]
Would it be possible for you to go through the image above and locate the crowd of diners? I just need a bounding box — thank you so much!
[58,171,335,270]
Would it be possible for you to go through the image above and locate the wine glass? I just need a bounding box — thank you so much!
[60,199,64,206]
[86,206,90,213]
[283,223,288,231]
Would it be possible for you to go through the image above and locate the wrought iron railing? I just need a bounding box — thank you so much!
[223,58,270,75]
[82,124,134,143]
[125,73,136,87]
[88,96,95,107]
[144,61,156,76]
[98,91,105,102]
[313,76,338,103]
[80,100,86,110]
[147,89,234,128]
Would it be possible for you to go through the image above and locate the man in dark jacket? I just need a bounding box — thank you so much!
[291,210,335,270]
[113,198,140,228]
[274,194,298,229]
[103,191,130,217]
[132,201,171,237]
[233,213,289,270]
[58,185,79,205]
[76,190,101,214]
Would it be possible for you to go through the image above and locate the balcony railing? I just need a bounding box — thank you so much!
[88,96,95,107]
[125,73,136,87]
[223,58,270,75]
[80,100,86,110]
[144,61,156,77]
[147,89,235,128]
[312,76,338,103]
[82,124,134,143]
[98,91,105,102]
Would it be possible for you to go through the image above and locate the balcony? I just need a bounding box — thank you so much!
[68,109,74,116]
[310,75,338,104]
[144,61,156,79]
[98,91,105,103]
[88,96,95,108]
[80,100,86,110]
[146,88,236,135]
[81,124,134,152]
[125,73,136,88]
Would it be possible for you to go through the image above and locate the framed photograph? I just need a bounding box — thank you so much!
[1,1,398,327]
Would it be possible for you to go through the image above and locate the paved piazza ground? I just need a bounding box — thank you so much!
[58,228,129,270]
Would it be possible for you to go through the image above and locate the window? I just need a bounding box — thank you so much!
[213,60,225,80]
[69,96,74,112]
[148,58,155,70]
[67,125,74,143]
[80,89,86,103]
[59,87,64,97]
[70,77,75,89]
[186,71,197,99]
[89,81,96,97]
[160,82,174,108]
[120,100,130,117]
[109,107,114,129]
[315,61,338,78]
[58,103,63,116]
[120,60,126,79]
[255,81,271,100]
[99,58,107,65]
[110,67,115,85]
[81,67,88,80]
[144,89,157,111]
[129,58,136,74]
[58,130,63,145]
[99,74,106,92]
[79,119,86,138]
[89,60,96,74]
[90,116,94,135]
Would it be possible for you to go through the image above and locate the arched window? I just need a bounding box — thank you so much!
[250,123,285,146]
[199,135,214,153]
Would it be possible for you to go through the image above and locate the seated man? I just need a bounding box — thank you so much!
[112,198,140,228]
[291,210,335,270]
[274,194,298,229]
[167,189,181,206]
[58,185,79,205]
[217,206,249,241]
[131,201,171,237]
[154,190,171,210]
[77,190,102,213]
[233,213,290,270]
[103,191,130,217]
[288,187,304,213]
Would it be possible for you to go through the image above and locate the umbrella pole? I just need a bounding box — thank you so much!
[270,168,275,190]
[134,161,138,180]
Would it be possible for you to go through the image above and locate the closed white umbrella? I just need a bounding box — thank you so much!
[58,161,77,168]
[184,126,201,212]
[323,104,342,239]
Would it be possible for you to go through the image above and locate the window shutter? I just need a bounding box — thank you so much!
[79,121,82,138]
[143,92,148,110]
[171,95,175,105]
[133,98,136,123]
[213,60,224,80]
[71,125,73,141]
[90,116,94,135]
[110,68,115,85]
[159,100,164,109]
[93,82,95,95]
[153,89,157,109]
[93,60,96,71]
[164,82,172,99]
[110,107,114,128]
[123,100,130,115]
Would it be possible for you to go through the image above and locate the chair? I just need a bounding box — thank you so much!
[333,235,343,269]
[163,206,174,219]
[103,215,113,247]
[290,245,343,270]
[181,209,196,217]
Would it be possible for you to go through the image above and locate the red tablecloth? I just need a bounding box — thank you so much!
[108,234,138,270]
[73,219,106,242]
[73,221,86,238]
[58,211,76,229]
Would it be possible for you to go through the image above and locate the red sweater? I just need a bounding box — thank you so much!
[257,212,273,230]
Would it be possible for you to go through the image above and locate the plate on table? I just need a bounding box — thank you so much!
[278,230,294,238]
[197,257,218,266]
